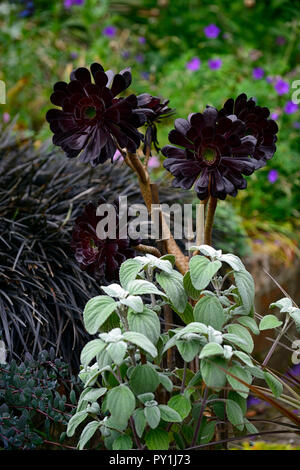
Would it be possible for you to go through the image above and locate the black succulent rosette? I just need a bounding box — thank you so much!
[46,63,147,166]
[218,93,278,169]
[71,198,139,281]
[137,93,175,153]
[162,106,259,200]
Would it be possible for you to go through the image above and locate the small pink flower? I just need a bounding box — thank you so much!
[204,24,220,39]
[268,169,278,183]
[252,67,264,80]
[208,58,222,70]
[113,150,123,162]
[3,112,10,123]
[148,156,160,168]
[274,79,289,95]
[284,101,298,114]
[270,112,279,120]
[186,57,201,71]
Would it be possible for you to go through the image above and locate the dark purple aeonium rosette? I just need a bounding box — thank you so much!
[218,93,278,169]
[137,93,175,153]
[46,63,147,166]
[71,198,139,281]
[162,99,276,200]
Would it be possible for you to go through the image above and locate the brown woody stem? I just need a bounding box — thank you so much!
[204,196,217,246]
[124,151,189,273]
[135,244,161,258]
[143,143,152,169]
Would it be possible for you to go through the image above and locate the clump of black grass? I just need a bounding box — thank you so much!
[0,123,185,367]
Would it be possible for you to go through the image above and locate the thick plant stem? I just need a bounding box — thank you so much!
[204,196,217,246]
[193,200,207,256]
[125,151,152,211]
[191,386,208,447]
[143,142,152,169]
[124,152,189,273]
[196,202,205,246]
[136,244,161,258]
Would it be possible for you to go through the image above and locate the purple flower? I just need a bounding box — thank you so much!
[204,24,220,39]
[274,79,289,95]
[3,112,10,123]
[271,112,279,120]
[140,71,150,80]
[138,37,146,44]
[186,57,201,71]
[70,51,78,60]
[276,36,286,46]
[268,169,278,183]
[289,364,300,377]
[253,67,264,80]
[208,58,222,70]
[284,101,298,114]
[135,54,145,64]
[102,25,116,37]
[266,76,273,84]
[64,0,84,7]
[121,50,130,60]
[247,396,262,407]
[293,121,300,129]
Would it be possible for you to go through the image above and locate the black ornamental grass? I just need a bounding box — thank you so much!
[0,125,141,365]
[0,124,187,366]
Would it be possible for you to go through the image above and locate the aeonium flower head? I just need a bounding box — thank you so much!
[162,105,258,200]
[71,198,139,281]
[46,63,146,166]
[219,93,278,168]
[137,93,175,153]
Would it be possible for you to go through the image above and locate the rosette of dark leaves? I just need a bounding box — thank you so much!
[71,198,139,281]
[137,93,175,153]
[162,106,259,200]
[46,63,146,166]
[218,93,278,169]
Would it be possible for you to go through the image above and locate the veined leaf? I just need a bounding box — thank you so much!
[189,255,221,290]
[78,421,101,450]
[233,270,255,315]
[119,259,144,289]
[83,296,117,335]
[194,295,225,330]
[123,331,158,358]
[156,270,187,313]
[259,315,283,331]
